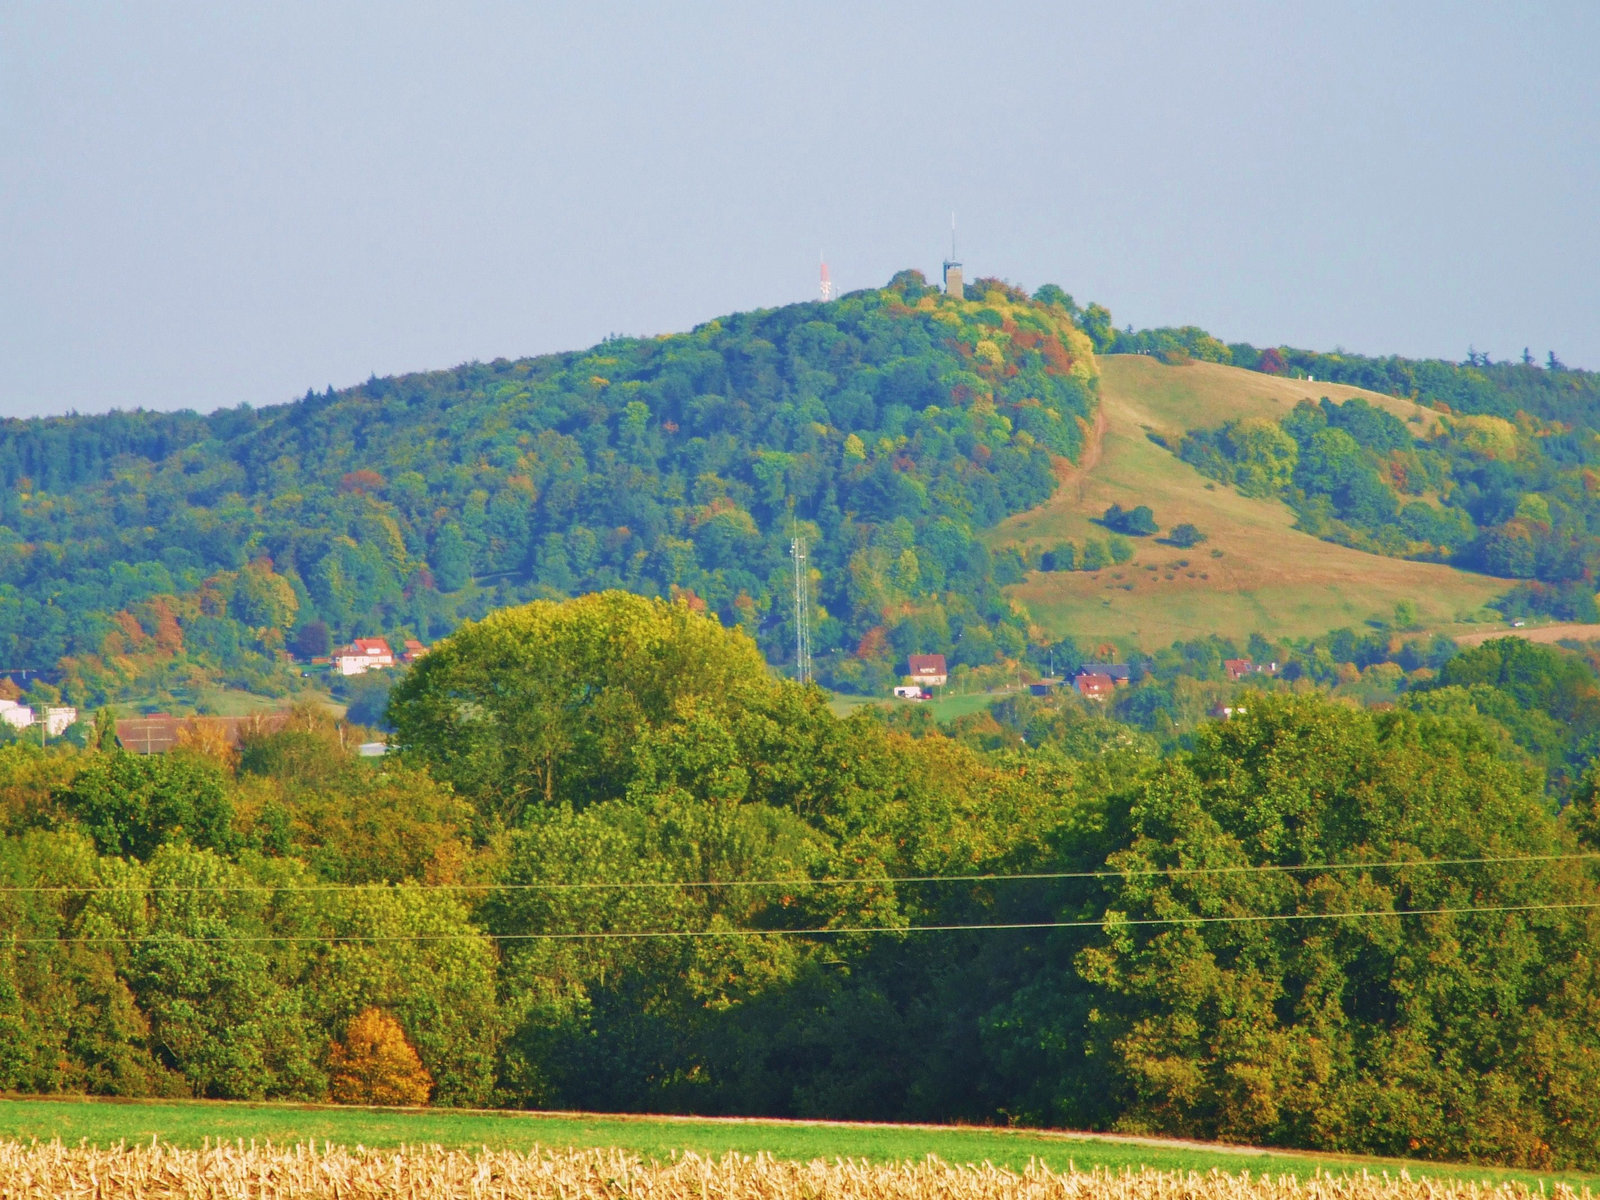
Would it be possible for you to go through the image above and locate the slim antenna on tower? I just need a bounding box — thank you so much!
[942,213,964,300]
[790,520,812,686]
[819,254,832,302]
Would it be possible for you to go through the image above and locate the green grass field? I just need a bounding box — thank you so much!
[107,685,342,720]
[0,1097,1595,1188]
[994,356,1506,646]
[828,691,1004,721]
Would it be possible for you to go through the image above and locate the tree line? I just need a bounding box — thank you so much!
[2,594,1599,1170]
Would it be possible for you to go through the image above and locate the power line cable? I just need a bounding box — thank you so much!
[9,899,1600,945]
[2,851,1595,895]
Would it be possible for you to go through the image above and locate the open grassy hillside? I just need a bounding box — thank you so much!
[995,355,1505,645]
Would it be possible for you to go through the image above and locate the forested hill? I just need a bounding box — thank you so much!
[0,272,1098,705]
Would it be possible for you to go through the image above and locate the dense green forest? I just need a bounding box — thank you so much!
[0,273,1095,705]
[1110,325,1600,620]
[2,273,1599,712]
[3,594,1600,1169]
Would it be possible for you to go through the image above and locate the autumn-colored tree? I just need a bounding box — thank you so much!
[1257,346,1288,374]
[174,720,241,772]
[338,469,386,494]
[327,1008,433,1106]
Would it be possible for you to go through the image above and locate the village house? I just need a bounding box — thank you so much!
[401,639,429,664]
[333,637,396,676]
[0,700,33,731]
[1077,663,1132,685]
[906,654,948,688]
[1224,658,1279,681]
[0,699,72,735]
[1075,673,1116,702]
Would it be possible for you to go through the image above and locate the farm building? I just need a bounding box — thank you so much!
[906,654,948,687]
[116,712,292,755]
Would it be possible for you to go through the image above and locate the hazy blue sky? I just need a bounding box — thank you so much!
[3,3,1596,418]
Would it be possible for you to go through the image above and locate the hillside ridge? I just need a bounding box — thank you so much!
[0,274,1099,706]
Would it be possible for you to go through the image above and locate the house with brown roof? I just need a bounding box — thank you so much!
[1078,663,1132,685]
[906,654,948,687]
[401,638,429,664]
[1075,673,1116,702]
[1224,658,1254,682]
[116,712,292,755]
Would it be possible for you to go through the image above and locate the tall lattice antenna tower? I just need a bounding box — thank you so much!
[790,522,812,686]
[819,255,832,302]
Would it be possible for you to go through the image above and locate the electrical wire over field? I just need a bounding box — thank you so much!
[5,851,1598,945]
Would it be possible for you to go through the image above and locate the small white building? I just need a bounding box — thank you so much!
[0,701,81,737]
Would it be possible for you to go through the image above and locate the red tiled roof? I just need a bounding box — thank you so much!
[116,712,294,755]
[1075,673,1116,698]
[907,654,947,675]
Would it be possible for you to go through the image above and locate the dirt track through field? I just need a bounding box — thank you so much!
[1055,407,1108,503]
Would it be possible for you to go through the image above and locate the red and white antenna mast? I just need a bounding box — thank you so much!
[819,254,832,301]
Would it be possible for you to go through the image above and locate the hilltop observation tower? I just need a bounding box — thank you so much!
[942,214,963,300]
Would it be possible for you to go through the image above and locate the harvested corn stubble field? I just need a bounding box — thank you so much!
[0,1143,1594,1200]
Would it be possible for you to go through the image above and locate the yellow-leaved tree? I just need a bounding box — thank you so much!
[327,1008,433,1106]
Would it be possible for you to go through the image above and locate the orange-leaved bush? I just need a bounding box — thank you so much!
[327,1008,433,1106]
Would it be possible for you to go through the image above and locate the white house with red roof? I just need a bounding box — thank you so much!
[333,637,395,676]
